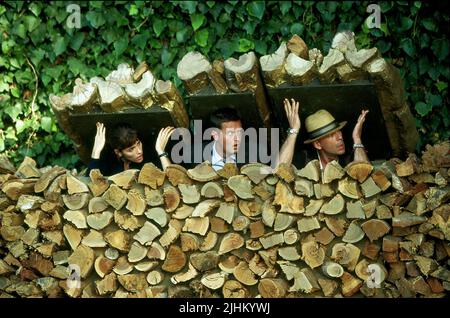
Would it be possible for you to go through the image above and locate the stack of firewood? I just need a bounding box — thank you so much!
[49,62,190,164]
[259,31,418,157]
[0,142,448,298]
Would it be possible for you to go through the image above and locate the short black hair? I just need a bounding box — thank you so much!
[108,123,139,151]
[209,107,241,129]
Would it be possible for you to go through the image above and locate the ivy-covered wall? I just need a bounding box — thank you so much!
[0,1,448,170]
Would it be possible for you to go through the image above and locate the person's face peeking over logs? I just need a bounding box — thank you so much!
[114,139,144,163]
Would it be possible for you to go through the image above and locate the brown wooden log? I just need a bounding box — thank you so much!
[314,183,335,199]
[108,169,138,189]
[86,211,113,230]
[238,199,262,219]
[138,163,165,189]
[304,199,323,216]
[146,242,166,261]
[182,217,210,236]
[68,244,94,278]
[34,167,66,193]
[309,48,324,67]
[105,229,131,252]
[342,221,365,243]
[296,159,320,182]
[324,216,347,237]
[2,179,37,200]
[331,243,360,271]
[124,70,156,108]
[273,182,304,214]
[63,209,88,229]
[302,241,325,269]
[102,184,127,210]
[297,216,321,233]
[88,169,110,197]
[371,169,391,191]
[162,245,187,273]
[258,278,288,298]
[171,262,199,284]
[155,79,190,128]
[63,193,90,210]
[240,163,271,184]
[89,76,127,113]
[322,261,344,278]
[320,194,345,215]
[114,210,143,231]
[285,53,316,85]
[222,279,249,298]
[314,227,335,245]
[323,160,345,183]
[345,161,373,183]
[165,164,193,186]
[260,42,288,87]
[94,255,115,278]
[219,233,245,255]
[361,219,391,242]
[163,185,180,212]
[346,200,366,219]
[340,272,362,297]
[228,175,254,199]
[338,177,361,199]
[15,157,41,179]
[215,202,236,224]
[318,48,345,83]
[234,261,258,286]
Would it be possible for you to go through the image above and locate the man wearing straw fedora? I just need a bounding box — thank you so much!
[279,98,369,171]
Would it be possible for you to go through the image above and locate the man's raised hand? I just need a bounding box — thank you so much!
[284,98,301,131]
[352,109,369,144]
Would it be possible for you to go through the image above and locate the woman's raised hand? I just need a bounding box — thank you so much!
[91,122,106,159]
[155,126,176,155]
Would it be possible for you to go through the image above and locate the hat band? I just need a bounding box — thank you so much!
[308,120,339,139]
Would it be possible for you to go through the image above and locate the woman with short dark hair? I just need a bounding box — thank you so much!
[86,122,174,176]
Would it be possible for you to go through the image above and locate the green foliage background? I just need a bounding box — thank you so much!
[0,1,449,170]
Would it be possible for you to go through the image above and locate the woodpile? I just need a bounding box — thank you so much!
[177,51,271,128]
[1,142,448,298]
[49,62,189,163]
[260,32,418,157]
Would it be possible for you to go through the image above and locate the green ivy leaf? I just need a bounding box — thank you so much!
[53,37,68,56]
[421,18,437,32]
[23,15,40,32]
[29,2,42,16]
[290,23,304,35]
[238,38,254,52]
[435,81,448,92]
[30,24,46,45]
[418,57,430,76]
[132,32,150,50]
[400,38,415,57]
[41,116,52,133]
[399,17,413,32]
[247,1,265,20]
[114,37,129,56]
[86,11,106,29]
[178,1,197,14]
[176,28,190,43]
[68,57,84,75]
[70,32,85,51]
[190,13,205,31]
[431,39,449,61]
[12,23,27,39]
[16,120,26,138]
[5,104,22,121]
[129,4,138,15]
[153,18,166,37]
[161,48,175,66]
[194,29,209,47]
[254,40,267,55]
[415,101,431,117]
[280,2,292,15]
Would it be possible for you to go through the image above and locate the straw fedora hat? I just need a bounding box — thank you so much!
[304,109,347,144]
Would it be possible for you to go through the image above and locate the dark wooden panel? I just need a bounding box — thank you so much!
[68,106,175,164]
[267,80,391,163]
[189,91,268,130]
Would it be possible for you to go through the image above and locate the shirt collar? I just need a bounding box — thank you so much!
[211,141,236,169]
